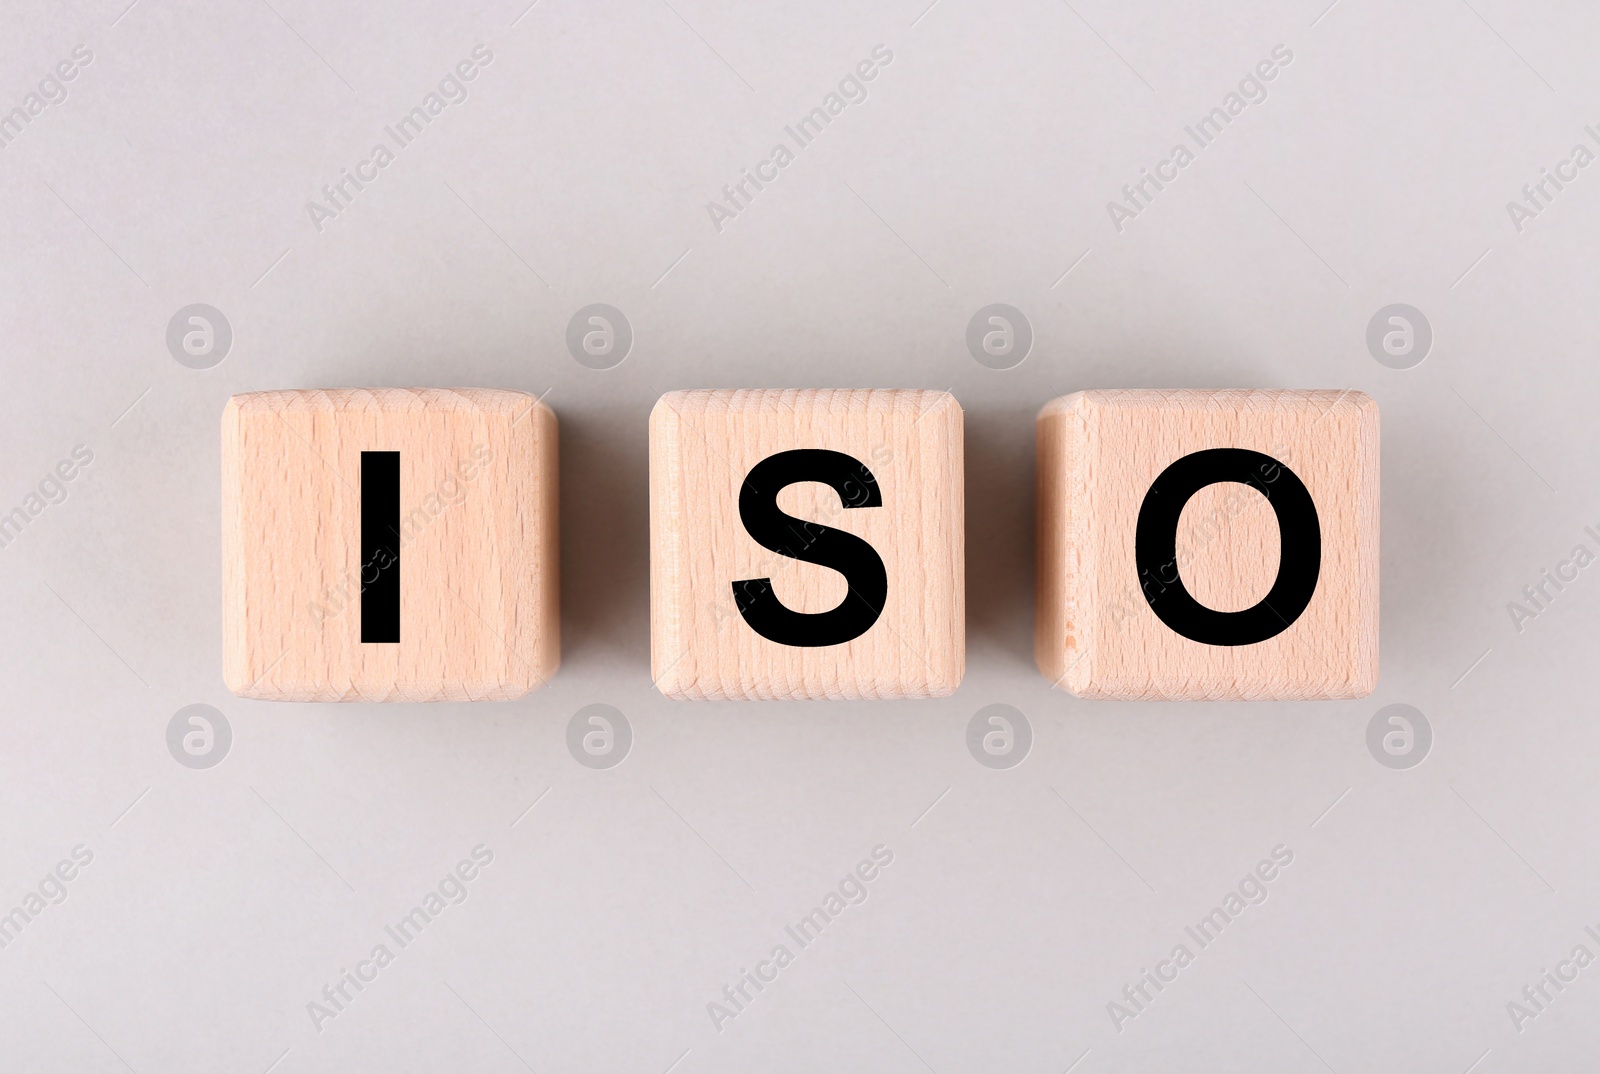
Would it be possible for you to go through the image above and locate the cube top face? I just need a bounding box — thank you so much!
[1036,389,1378,701]
[221,388,558,702]
[650,389,964,701]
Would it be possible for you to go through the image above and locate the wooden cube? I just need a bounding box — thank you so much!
[650,389,964,700]
[1036,389,1378,700]
[222,388,558,702]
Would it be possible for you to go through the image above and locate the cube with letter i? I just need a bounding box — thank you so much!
[221,388,558,702]
[650,389,965,700]
[1035,389,1379,700]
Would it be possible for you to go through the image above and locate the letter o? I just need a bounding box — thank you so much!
[1135,448,1320,645]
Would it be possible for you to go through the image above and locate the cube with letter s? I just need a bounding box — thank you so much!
[649,389,964,700]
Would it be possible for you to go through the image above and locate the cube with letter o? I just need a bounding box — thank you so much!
[1035,389,1378,700]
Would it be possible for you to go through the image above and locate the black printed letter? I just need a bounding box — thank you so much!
[732,449,887,647]
[1134,448,1319,646]
[361,451,400,643]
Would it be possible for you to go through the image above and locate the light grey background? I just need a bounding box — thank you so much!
[0,0,1594,1070]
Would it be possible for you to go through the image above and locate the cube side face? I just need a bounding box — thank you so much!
[650,389,964,701]
[1046,390,1378,701]
[529,403,560,686]
[221,388,558,702]
[648,396,688,693]
[1034,397,1077,685]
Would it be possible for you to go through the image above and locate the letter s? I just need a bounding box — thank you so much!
[731,449,887,647]
[471,44,494,65]
[871,43,894,65]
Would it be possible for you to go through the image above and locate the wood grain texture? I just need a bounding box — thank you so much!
[650,389,964,701]
[1036,389,1378,700]
[222,388,558,702]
